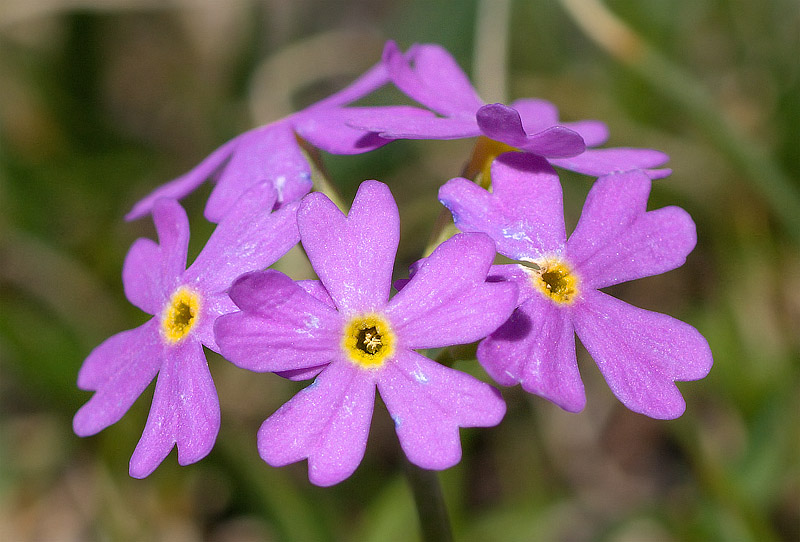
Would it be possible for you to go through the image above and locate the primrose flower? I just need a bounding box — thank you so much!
[214,181,517,486]
[349,41,671,182]
[126,54,430,223]
[438,152,712,419]
[74,182,300,477]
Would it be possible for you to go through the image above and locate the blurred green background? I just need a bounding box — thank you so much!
[1,0,798,540]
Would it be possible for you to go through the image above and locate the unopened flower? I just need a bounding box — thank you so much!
[350,42,671,182]
[214,181,517,486]
[74,182,300,477]
[439,152,712,419]
[126,56,430,223]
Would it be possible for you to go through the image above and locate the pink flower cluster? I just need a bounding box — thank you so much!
[74,41,712,485]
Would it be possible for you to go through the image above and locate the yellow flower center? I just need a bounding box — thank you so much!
[341,313,395,369]
[464,136,518,188]
[527,258,579,305]
[161,287,201,343]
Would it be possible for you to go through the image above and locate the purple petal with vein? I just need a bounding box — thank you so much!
[560,120,609,147]
[476,104,585,158]
[567,171,696,289]
[549,147,670,178]
[439,153,565,259]
[477,293,585,412]
[150,198,190,282]
[129,340,219,478]
[73,320,163,435]
[122,238,169,315]
[296,106,434,153]
[215,270,341,373]
[508,98,560,131]
[573,290,712,419]
[204,121,311,222]
[377,350,505,470]
[257,362,376,486]
[386,233,517,349]
[350,112,479,140]
[185,183,300,291]
[298,181,399,312]
[383,41,482,117]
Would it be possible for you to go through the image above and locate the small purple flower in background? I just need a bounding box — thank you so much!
[74,182,300,477]
[214,181,517,486]
[348,41,671,182]
[439,152,712,419]
[126,54,431,223]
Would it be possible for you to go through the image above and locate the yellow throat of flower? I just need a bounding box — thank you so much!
[527,258,579,305]
[342,313,395,369]
[464,136,517,188]
[161,286,201,343]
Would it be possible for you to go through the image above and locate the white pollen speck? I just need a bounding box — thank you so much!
[411,369,428,383]
[274,176,287,198]
[501,226,532,243]
[392,415,402,427]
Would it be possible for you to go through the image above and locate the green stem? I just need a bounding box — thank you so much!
[404,459,454,542]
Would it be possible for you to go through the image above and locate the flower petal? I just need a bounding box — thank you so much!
[573,290,712,419]
[439,152,566,259]
[185,182,300,292]
[567,171,696,289]
[560,120,609,147]
[129,339,220,478]
[73,320,163,436]
[296,106,434,153]
[508,98,560,132]
[377,350,505,470]
[257,361,376,486]
[125,137,238,221]
[122,238,167,315]
[384,41,483,117]
[214,270,341,373]
[549,147,670,177]
[152,198,190,275]
[476,104,585,158]
[298,181,399,312]
[205,121,312,222]
[477,293,585,412]
[191,291,236,352]
[349,112,479,140]
[309,61,388,109]
[386,233,517,349]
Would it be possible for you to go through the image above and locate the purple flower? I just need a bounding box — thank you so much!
[74,182,300,477]
[438,152,712,419]
[214,181,517,486]
[126,55,430,223]
[349,42,671,181]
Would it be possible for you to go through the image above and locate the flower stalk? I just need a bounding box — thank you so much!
[404,459,454,542]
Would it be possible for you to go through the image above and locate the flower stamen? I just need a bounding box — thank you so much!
[342,314,395,369]
[526,258,579,305]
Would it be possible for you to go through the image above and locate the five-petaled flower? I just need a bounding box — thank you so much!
[214,181,518,486]
[348,41,672,184]
[438,152,712,419]
[73,182,300,477]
